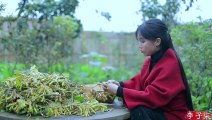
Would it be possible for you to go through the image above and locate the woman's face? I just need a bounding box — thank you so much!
[137,34,159,56]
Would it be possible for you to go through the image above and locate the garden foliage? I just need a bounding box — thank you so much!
[171,20,212,112]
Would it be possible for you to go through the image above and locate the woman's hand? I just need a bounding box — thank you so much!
[107,80,120,86]
[102,82,118,95]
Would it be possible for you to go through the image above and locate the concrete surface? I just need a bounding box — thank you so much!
[0,105,130,120]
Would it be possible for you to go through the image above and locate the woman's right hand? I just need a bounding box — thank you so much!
[102,80,120,92]
[107,80,120,86]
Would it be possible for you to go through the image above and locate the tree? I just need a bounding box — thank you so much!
[16,0,81,38]
[0,4,5,15]
[139,0,197,28]
[1,0,82,70]
[0,4,5,24]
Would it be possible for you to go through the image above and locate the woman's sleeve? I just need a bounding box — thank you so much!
[122,73,141,89]
[119,82,124,87]
[116,57,149,100]
[122,59,149,89]
[123,61,185,110]
[116,73,141,98]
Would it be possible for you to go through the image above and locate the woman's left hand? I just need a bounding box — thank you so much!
[104,83,118,95]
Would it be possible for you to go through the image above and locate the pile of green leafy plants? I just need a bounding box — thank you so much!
[0,66,108,117]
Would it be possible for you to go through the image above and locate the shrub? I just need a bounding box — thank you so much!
[171,20,212,112]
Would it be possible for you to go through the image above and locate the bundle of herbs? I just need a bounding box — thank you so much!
[0,66,108,117]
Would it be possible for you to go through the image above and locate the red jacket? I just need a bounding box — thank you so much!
[122,49,189,120]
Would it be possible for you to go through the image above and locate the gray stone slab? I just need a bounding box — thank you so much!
[0,106,130,120]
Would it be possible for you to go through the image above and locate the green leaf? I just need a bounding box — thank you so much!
[74,95,85,103]
[17,99,27,109]
[16,78,22,88]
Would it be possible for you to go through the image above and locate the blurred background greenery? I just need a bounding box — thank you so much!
[0,0,211,113]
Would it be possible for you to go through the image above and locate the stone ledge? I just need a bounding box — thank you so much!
[0,107,130,120]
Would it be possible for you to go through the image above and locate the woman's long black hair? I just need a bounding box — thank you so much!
[135,19,194,110]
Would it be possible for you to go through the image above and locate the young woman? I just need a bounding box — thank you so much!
[103,19,193,120]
